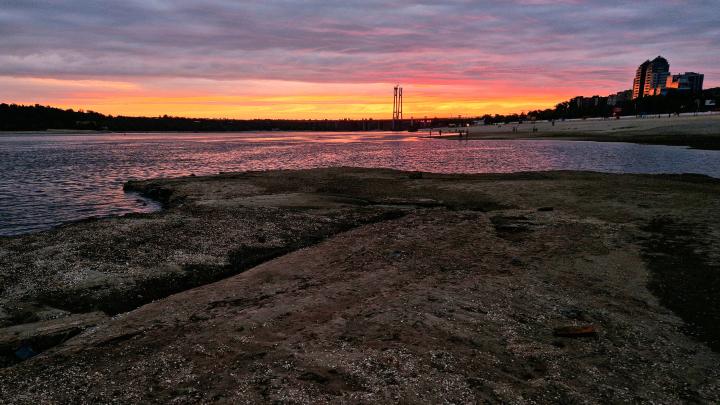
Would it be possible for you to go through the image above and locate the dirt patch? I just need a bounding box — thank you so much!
[641,216,720,351]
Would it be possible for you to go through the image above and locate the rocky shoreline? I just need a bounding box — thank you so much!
[1,168,719,403]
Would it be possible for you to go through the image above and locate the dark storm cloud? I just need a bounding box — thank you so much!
[0,0,718,86]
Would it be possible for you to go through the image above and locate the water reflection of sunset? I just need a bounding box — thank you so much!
[5,131,720,236]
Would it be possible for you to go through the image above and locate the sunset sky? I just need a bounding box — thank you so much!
[2,1,719,119]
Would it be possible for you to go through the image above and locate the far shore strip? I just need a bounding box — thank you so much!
[425,113,720,149]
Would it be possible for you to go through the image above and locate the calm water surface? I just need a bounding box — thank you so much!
[2,131,720,236]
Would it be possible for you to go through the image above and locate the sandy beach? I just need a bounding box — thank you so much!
[1,168,719,403]
[431,113,720,149]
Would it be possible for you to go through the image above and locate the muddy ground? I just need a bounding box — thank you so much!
[1,168,719,403]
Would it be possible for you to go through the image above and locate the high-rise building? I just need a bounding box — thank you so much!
[633,56,671,99]
[665,72,704,94]
[644,56,670,97]
[633,60,650,99]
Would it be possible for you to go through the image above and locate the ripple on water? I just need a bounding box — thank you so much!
[1,132,720,236]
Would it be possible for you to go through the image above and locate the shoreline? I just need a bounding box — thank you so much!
[0,190,161,239]
[425,113,720,150]
[2,113,719,151]
[432,131,720,150]
[1,168,719,402]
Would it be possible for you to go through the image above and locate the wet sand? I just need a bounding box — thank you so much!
[1,168,719,403]
[433,113,720,149]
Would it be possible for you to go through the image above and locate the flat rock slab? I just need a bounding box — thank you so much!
[1,168,720,403]
[0,312,108,363]
[2,208,719,403]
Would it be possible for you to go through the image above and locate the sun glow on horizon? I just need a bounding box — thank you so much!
[2,1,718,121]
[1,76,595,120]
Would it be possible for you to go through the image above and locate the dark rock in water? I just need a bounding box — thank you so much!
[14,344,37,360]
[510,257,523,266]
[538,207,554,212]
[553,325,598,338]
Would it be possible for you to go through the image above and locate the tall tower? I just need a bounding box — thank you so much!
[646,56,670,96]
[633,60,650,99]
[633,57,671,99]
[393,85,403,130]
[644,56,669,97]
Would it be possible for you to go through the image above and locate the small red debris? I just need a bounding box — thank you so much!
[553,325,598,338]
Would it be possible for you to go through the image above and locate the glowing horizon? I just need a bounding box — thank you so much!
[1,77,595,120]
[2,1,718,120]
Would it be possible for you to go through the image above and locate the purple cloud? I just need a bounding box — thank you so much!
[0,0,718,88]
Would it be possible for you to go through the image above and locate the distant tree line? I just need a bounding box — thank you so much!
[0,104,106,131]
[0,104,404,132]
[2,87,718,132]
